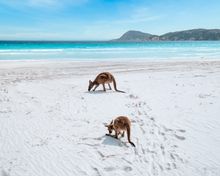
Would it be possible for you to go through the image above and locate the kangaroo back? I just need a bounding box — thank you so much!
[126,124,135,147]
[96,72,110,83]
[112,75,125,93]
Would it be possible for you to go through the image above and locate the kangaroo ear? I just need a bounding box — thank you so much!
[110,120,113,125]
[89,80,92,84]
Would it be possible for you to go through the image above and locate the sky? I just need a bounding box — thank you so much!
[0,0,220,40]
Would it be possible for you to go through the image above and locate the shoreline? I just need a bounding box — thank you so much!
[1,58,220,68]
[0,57,220,62]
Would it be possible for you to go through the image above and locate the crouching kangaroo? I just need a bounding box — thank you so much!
[88,72,125,93]
[105,116,135,147]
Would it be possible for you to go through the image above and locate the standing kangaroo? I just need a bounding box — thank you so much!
[105,116,135,147]
[88,72,125,93]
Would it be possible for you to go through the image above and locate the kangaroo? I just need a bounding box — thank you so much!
[105,116,135,147]
[88,72,125,93]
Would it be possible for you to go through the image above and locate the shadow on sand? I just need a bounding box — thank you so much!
[85,90,116,94]
[102,134,128,147]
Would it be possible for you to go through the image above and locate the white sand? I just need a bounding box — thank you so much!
[0,60,220,176]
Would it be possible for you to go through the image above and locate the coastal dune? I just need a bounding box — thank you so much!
[0,60,220,176]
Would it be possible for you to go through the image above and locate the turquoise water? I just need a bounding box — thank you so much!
[0,41,220,60]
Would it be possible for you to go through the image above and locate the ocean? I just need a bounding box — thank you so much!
[0,41,220,60]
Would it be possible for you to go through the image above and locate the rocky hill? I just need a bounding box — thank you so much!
[112,30,159,42]
[113,29,220,41]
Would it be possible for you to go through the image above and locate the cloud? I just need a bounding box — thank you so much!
[28,0,59,6]
[0,0,88,8]
[28,0,88,7]
[120,6,162,24]
[113,15,161,24]
[96,6,162,25]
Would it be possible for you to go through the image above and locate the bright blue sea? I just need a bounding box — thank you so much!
[0,41,220,60]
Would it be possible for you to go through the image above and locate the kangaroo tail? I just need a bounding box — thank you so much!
[112,76,126,93]
[126,125,136,147]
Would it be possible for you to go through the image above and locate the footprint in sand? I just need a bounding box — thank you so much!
[177,129,186,133]
[174,134,186,140]
[128,94,139,99]
[1,170,10,176]
[92,167,102,176]
[125,92,187,173]
[123,166,132,172]
[104,166,115,172]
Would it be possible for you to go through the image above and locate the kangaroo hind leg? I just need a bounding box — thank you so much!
[102,84,106,91]
[108,83,112,90]
[121,131,125,137]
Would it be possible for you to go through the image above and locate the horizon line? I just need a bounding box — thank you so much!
[1,28,220,41]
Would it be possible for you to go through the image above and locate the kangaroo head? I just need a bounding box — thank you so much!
[88,80,94,91]
[105,120,114,134]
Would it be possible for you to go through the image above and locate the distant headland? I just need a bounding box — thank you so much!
[112,29,220,41]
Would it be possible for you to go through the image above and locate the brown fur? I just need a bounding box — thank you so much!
[88,72,125,93]
[105,116,135,147]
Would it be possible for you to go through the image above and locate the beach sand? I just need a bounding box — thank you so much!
[0,60,220,176]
